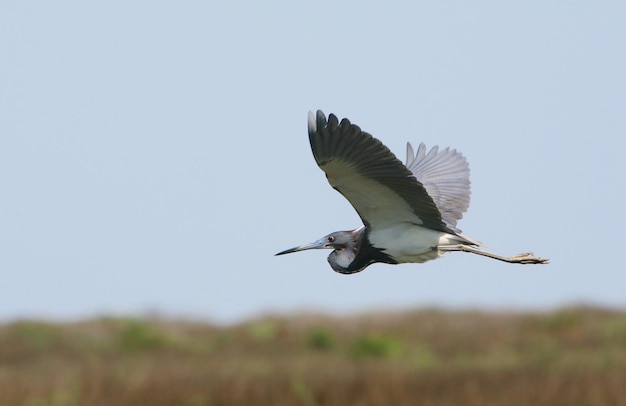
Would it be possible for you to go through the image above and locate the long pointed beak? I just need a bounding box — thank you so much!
[275,238,328,256]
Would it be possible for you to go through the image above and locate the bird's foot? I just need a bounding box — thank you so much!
[510,252,549,264]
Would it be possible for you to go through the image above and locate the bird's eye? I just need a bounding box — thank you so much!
[327,236,335,243]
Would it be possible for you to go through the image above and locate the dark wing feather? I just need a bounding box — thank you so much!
[308,110,452,233]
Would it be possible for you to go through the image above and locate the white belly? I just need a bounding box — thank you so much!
[368,224,460,264]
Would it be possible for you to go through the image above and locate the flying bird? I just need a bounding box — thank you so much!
[276,110,548,274]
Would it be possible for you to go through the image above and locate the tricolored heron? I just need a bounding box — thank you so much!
[276,110,548,274]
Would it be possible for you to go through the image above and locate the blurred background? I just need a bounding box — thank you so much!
[2,2,626,405]
[2,1,625,324]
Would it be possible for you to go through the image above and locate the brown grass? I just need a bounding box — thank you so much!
[1,307,625,405]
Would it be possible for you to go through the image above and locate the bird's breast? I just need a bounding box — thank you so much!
[368,224,455,264]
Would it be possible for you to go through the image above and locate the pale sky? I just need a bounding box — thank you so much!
[1,2,625,323]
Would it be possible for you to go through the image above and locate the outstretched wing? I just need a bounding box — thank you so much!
[405,143,471,231]
[308,110,454,234]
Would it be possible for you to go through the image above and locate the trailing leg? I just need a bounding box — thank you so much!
[438,245,548,264]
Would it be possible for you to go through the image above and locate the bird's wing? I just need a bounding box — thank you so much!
[405,143,471,231]
[308,110,452,234]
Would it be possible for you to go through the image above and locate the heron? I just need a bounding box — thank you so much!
[276,110,548,274]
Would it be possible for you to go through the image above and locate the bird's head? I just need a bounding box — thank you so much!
[275,229,364,274]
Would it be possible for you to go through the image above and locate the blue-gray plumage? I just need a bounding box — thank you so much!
[276,111,548,273]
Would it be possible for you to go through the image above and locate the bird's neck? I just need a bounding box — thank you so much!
[341,228,397,274]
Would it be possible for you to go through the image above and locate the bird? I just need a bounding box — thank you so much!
[276,110,548,274]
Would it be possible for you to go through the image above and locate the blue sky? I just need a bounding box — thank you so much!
[1,2,625,323]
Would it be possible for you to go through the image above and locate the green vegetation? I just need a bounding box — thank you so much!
[307,328,335,351]
[352,334,403,358]
[116,319,171,352]
[0,307,625,405]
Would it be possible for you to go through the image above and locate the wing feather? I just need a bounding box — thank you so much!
[308,111,453,234]
[405,142,471,231]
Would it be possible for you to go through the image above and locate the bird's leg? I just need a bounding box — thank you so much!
[437,245,549,264]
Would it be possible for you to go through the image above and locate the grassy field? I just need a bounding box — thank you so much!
[1,307,625,405]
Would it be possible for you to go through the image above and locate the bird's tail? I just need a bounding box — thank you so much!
[452,233,483,246]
